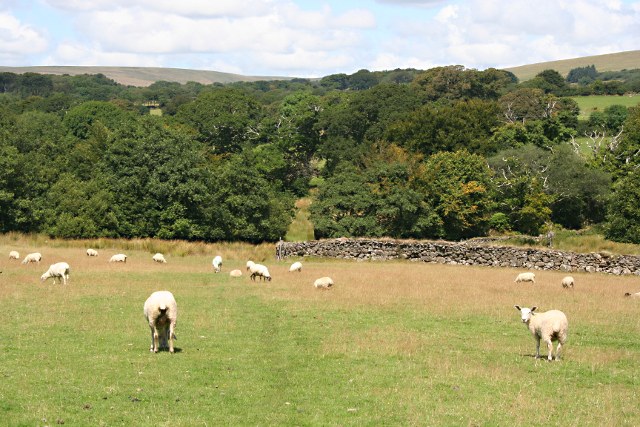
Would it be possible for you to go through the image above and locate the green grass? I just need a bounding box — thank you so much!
[285,198,315,242]
[2,238,640,425]
[572,94,640,120]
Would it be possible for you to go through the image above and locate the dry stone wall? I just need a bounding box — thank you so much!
[277,238,640,276]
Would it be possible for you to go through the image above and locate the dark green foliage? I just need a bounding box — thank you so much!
[567,65,598,84]
[605,172,640,243]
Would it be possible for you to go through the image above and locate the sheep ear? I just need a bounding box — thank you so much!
[531,306,537,312]
[514,305,521,311]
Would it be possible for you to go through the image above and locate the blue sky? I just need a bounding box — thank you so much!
[2,0,639,77]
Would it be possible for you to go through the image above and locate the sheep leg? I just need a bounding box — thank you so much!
[169,322,175,353]
[152,327,160,353]
[535,337,541,359]
[555,341,563,360]
[546,339,554,361]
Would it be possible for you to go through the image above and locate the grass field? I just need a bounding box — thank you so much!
[572,94,640,120]
[2,238,640,425]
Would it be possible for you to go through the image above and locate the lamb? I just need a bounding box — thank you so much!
[246,260,255,272]
[561,276,574,289]
[109,254,127,263]
[229,269,242,277]
[40,262,70,285]
[22,252,42,264]
[9,251,20,260]
[143,291,178,353]
[514,305,568,361]
[250,263,271,281]
[314,277,334,289]
[212,255,222,273]
[152,253,167,263]
[289,261,303,272]
[514,272,535,283]
[86,248,99,257]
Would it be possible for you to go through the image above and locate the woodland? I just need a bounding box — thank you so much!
[0,65,639,243]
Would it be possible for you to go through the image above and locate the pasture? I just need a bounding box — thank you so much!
[2,241,640,425]
[572,94,640,120]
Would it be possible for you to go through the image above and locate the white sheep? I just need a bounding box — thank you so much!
[314,277,334,289]
[246,260,255,272]
[514,305,568,361]
[22,252,42,264]
[212,255,222,273]
[561,276,574,289]
[289,261,303,272]
[152,253,167,263]
[109,254,127,263]
[9,250,20,260]
[40,262,70,285]
[86,248,99,257]
[143,291,178,353]
[250,263,271,281]
[624,292,640,298]
[229,269,242,277]
[514,272,535,283]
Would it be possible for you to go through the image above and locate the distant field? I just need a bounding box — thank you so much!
[505,50,640,82]
[2,238,640,425]
[572,94,640,120]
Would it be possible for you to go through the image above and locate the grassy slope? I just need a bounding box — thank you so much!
[505,50,640,82]
[572,94,640,120]
[1,240,639,425]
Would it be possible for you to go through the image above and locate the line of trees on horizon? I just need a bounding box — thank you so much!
[0,64,639,243]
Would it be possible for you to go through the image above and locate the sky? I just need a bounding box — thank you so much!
[1,0,639,78]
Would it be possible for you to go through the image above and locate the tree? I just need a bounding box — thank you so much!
[604,172,640,243]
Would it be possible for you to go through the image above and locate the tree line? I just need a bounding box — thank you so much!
[0,65,639,243]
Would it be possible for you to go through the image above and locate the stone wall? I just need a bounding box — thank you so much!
[277,238,640,276]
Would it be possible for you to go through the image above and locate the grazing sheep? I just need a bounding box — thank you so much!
[624,292,640,298]
[22,252,42,265]
[109,254,127,263]
[561,276,574,289]
[152,253,167,263]
[212,255,222,273]
[40,262,70,285]
[143,291,178,353]
[246,260,255,272]
[86,248,99,257]
[514,305,568,361]
[289,261,303,272]
[314,277,334,289]
[514,272,536,284]
[250,263,271,281]
[229,269,242,277]
[9,251,20,260]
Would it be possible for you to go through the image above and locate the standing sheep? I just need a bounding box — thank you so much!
[624,292,640,298]
[40,262,70,285]
[86,248,99,257]
[314,277,334,289]
[9,251,20,260]
[152,253,167,263]
[514,272,535,284]
[109,254,127,263]
[561,276,574,289]
[212,255,222,273]
[289,261,303,272]
[143,291,178,353]
[22,252,42,265]
[514,305,568,361]
[250,263,271,281]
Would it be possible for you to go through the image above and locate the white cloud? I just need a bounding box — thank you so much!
[0,11,48,61]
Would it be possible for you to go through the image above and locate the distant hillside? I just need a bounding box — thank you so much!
[0,66,293,87]
[505,50,640,82]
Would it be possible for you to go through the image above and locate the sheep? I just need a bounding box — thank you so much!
[143,291,178,353]
[212,255,222,273]
[9,251,20,260]
[246,260,255,272]
[624,292,640,298]
[152,253,167,263]
[314,277,334,289]
[561,276,574,289]
[40,262,70,285]
[514,272,535,284]
[86,248,99,257]
[109,254,127,263]
[250,263,271,281]
[289,261,303,272]
[514,305,568,361]
[229,269,242,277]
[22,252,42,265]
